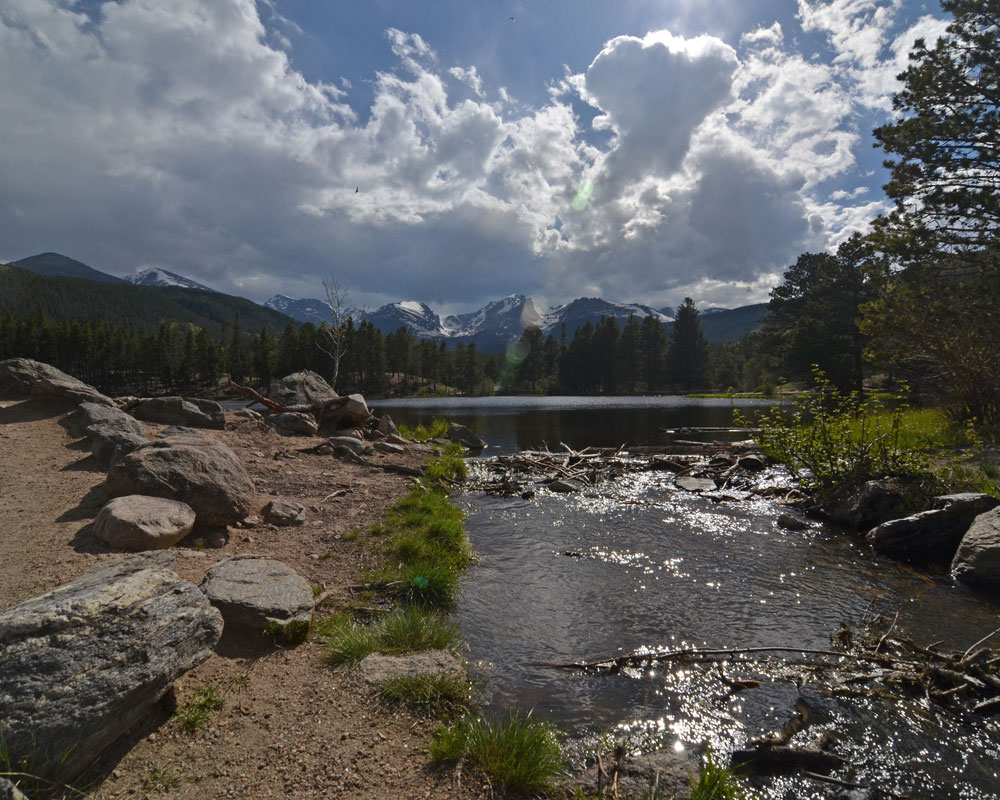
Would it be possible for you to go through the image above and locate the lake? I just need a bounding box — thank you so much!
[378,396,1000,799]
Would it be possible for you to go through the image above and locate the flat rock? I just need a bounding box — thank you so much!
[104,437,254,528]
[675,476,717,492]
[200,556,314,644]
[30,376,111,406]
[269,411,318,436]
[867,493,1000,563]
[359,649,465,685]
[777,512,808,531]
[0,553,221,786]
[270,370,337,406]
[374,441,406,455]
[446,422,486,450]
[94,495,197,550]
[327,435,373,455]
[547,479,580,493]
[0,358,77,399]
[262,499,306,526]
[131,396,225,429]
[952,507,1000,589]
[233,408,263,421]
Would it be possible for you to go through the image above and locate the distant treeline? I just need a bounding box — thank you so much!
[0,298,772,398]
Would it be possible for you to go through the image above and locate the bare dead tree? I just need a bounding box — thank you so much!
[317,276,351,391]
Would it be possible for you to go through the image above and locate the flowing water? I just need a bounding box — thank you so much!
[379,396,1000,799]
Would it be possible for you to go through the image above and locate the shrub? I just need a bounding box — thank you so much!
[738,368,937,500]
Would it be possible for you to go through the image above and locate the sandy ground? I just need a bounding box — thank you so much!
[0,399,495,800]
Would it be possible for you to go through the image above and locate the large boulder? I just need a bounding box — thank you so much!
[0,553,222,787]
[131,396,225,429]
[952,507,1000,589]
[104,437,254,528]
[30,376,112,406]
[0,358,76,399]
[269,411,318,437]
[72,402,145,438]
[200,556,314,644]
[270,370,337,406]
[88,423,150,470]
[825,478,912,529]
[867,493,1000,563]
[94,495,197,550]
[446,422,486,450]
[317,394,371,435]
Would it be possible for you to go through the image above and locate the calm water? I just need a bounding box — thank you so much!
[380,397,1000,799]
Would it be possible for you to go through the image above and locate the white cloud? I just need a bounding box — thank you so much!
[0,0,934,311]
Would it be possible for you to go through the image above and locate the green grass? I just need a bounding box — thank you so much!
[318,606,460,666]
[365,481,472,608]
[372,672,475,718]
[689,749,747,800]
[398,417,450,441]
[174,685,224,734]
[429,712,565,795]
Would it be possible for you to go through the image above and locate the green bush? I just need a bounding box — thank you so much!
[689,748,747,800]
[430,712,565,795]
[738,368,937,500]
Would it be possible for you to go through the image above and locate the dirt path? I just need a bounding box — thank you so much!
[0,400,492,800]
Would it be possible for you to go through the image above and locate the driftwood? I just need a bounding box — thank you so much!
[227,380,312,414]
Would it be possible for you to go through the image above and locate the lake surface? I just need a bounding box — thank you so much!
[380,397,1000,798]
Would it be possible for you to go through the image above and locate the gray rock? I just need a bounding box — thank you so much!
[0,778,29,800]
[374,441,406,455]
[867,493,1000,563]
[200,556,314,643]
[446,422,486,450]
[270,370,337,406]
[359,649,465,686]
[0,358,77,399]
[317,394,371,435]
[738,454,767,472]
[952,507,1000,589]
[327,435,373,455]
[131,396,225,429]
[269,411,318,437]
[376,414,400,436]
[30,376,112,406]
[104,437,254,528]
[777,512,808,531]
[573,750,693,800]
[823,478,910,529]
[548,479,580,493]
[262,499,306,526]
[94,495,197,550]
[88,424,150,470]
[156,425,206,440]
[0,553,222,787]
[70,402,144,438]
[675,476,718,492]
[233,408,263,421]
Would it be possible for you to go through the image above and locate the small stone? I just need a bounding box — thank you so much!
[675,476,717,492]
[263,500,307,527]
[777,513,808,531]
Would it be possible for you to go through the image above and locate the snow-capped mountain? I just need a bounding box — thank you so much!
[366,301,445,338]
[126,268,213,292]
[264,294,331,325]
[443,295,540,337]
[542,298,673,337]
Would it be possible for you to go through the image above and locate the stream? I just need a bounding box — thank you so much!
[379,396,1000,799]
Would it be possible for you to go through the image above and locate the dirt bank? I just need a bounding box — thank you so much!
[0,399,492,800]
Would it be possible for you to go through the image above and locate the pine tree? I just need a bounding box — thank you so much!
[666,299,709,392]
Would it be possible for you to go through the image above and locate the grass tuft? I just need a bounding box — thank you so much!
[398,417,450,442]
[174,685,224,734]
[318,606,460,666]
[689,748,747,800]
[429,712,565,795]
[372,672,475,718]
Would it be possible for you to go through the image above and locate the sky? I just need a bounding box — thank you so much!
[0,0,950,314]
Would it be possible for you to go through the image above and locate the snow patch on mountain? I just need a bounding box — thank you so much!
[126,268,213,291]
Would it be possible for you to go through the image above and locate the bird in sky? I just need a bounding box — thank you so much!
[355,187,359,193]
[509,16,514,21]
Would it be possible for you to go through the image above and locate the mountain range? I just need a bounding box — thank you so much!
[6,252,768,348]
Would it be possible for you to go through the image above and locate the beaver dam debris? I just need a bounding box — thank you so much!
[466,441,771,498]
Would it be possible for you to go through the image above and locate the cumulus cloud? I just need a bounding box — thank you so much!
[0,0,939,311]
